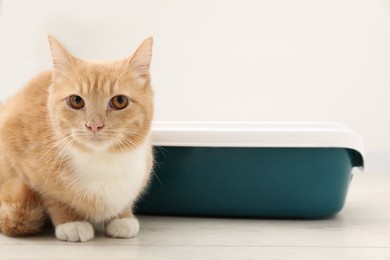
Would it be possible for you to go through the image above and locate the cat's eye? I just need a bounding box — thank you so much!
[67,95,85,110]
[110,95,129,110]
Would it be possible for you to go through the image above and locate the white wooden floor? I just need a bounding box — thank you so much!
[1,171,389,260]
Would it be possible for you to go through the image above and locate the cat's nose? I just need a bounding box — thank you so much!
[86,121,104,133]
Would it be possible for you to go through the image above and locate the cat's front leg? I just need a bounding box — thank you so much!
[105,208,139,239]
[44,199,94,242]
[55,221,94,242]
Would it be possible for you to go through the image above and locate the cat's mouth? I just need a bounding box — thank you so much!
[72,130,117,149]
[75,132,111,147]
[87,134,107,143]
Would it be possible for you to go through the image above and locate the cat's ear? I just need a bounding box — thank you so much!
[48,35,75,72]
[128,37,153,79]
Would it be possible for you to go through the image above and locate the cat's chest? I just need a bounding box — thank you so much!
[67,144,148,218]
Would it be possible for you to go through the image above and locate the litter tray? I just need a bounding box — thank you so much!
[136,122,364,219]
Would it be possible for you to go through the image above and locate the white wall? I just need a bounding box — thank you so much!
[0,0,389,172]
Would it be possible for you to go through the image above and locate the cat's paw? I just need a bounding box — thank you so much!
[55,221,94,242]
[105,217,139,238]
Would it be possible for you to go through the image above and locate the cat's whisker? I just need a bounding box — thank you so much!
[150,165,163,186]
[154,145,168,159]
[113,136,128,154]
[44,137,73,171]
[32,136,74,175]
[106,129,146,141]
[112,135,131,152]
[43,138,74,189]
[23,129,70,155]
[120,137,138,151]
[33,134,73,167]
[111,133,137,152]
[53,140,75,186]
[105,132,144,140]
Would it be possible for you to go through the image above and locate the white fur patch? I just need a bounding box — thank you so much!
[67,141,148,221]
[55,221,94,242]
[105,217,139,238]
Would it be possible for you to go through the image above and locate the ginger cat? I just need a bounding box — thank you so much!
[0,36,154,242]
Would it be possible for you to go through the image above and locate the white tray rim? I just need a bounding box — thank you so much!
[151,121,365,159]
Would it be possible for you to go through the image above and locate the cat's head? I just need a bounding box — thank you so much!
[47,36,154,153]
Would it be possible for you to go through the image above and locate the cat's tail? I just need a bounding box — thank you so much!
[0,178,46,236]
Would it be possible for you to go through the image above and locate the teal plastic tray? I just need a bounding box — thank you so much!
[135,122,364,219]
